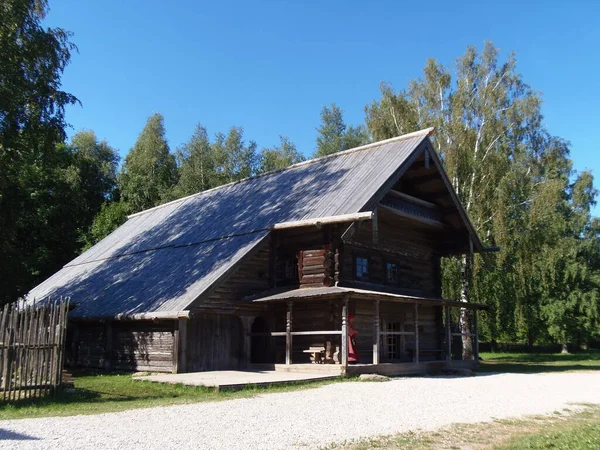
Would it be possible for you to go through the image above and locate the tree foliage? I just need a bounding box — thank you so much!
[315,103,369,157]
[258,136,305,173]
[0,0,81,303]
[119,113,177,213]
[365,41,600,348]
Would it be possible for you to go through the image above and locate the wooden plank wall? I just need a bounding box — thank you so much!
[341,220,440,297]
[77,325,105,368]
[204,245,271,306]
[111,322,174,372]
[74,321,175,372]
[185,314,244,372]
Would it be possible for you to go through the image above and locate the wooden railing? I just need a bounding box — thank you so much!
[0,299,70,401]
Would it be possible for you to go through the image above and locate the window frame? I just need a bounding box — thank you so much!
[353,254,370,282]
[384,261,399,286]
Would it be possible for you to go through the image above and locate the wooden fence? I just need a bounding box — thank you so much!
[0,299,70,401]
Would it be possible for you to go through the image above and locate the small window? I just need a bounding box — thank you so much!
[355,257,369,281]
[386,263,399,285]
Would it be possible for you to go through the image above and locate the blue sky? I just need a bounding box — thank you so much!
[45,0,600,212]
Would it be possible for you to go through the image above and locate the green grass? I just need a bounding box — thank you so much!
[496,405,600,450]
[335,404,600,450]
[0,370,349,420]
[477,350,600,374]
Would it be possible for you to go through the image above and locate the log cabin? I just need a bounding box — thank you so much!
[26,128,494,376]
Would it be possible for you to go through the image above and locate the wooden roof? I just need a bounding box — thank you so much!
[27,129,454,318]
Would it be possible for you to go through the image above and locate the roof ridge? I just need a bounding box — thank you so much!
[127,127,435,219]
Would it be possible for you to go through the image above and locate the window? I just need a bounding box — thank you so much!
[355,257,369,281]
[386,263,399,285]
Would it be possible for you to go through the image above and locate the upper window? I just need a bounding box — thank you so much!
[386,263,399,285]
[355,257,369,281]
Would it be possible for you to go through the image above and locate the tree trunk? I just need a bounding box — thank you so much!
[459,254,473,360]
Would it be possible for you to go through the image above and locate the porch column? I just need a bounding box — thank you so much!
[341,296,349,368]
[445,306,451,362]
[414,303,419,364]
[285,301,293,365]
[473,309,479,362]
[372,300,380,365]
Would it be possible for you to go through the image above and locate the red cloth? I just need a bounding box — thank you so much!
[348,314,359,363]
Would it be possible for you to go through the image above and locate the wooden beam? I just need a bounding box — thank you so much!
[172,322,179,374]
[177,318,188,373]
[414,304,419,364]
[379,204,445,229]
[387,189,439,210]
[341,296,349,368]
[405,172,439,186]
[372,208,379,244]
[285,301,293,365]
[104,321,112,370]
[373,300,380,365]
[273,212,373,230]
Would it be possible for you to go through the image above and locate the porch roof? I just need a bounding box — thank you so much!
[247,286,488,310]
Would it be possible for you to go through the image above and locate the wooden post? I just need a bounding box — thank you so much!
[285,301,293,365]
[372,209,379,244]
[445,306,451,362]
[372,300,380,365]
[473,309,479,362]
[414,303,419,364]
[242,316,254,368]
[341,296,349,368]
[104,321,112,370]
[172,321,179,374]
[177,318,188,373]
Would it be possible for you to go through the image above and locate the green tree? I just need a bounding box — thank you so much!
[69,130,120,224]
[0,0,79,303]
[258,136,305,173]
[212,126,257,184]
[364,42,593,352]
[170,124,216,199]
[82,201,129,249]
[119,113,178,213]
[315,103,368,157]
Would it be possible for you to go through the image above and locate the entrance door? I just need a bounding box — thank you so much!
[250,317,270,363]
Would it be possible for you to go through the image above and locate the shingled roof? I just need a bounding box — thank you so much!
[27,128,441,319]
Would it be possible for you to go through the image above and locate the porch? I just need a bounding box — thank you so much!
[248,286,484,376]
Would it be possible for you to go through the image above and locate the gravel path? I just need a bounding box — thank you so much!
[1,372,599,449]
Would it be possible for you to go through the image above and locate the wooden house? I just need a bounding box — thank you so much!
[27,128,494,376]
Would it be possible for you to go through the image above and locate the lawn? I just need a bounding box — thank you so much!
[337,404,600,450]
[477,350,600,374]
[0,370,346,420]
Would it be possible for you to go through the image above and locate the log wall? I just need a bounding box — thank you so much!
[72,321,175,372]
[341,220,440,297]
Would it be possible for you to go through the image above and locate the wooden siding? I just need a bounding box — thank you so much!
[73,321,175,372]
[202,245,271,306]
[340,219,440,297]
[111,322,174,372]
[185,314,244,372]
